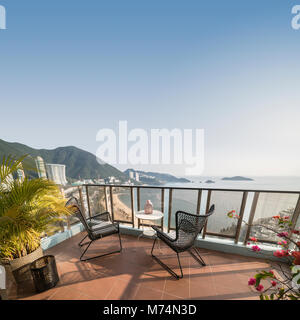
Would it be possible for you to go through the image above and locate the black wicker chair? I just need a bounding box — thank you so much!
[151,205,215,279]
[66,197,122,261]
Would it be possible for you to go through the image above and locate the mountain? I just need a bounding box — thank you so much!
[0,139,126,181]
[124,168,190,185]
[222,176,254,181]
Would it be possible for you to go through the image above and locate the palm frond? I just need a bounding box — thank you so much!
[0,155,71,260]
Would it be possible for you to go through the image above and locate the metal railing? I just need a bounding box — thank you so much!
[65,184,300,247]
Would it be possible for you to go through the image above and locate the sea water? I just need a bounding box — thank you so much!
[119,176,300,236]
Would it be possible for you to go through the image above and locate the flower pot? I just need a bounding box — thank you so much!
[1,247,43,285]
[30,255,59,293]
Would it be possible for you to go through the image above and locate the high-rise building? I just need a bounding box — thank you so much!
[135,172,139,182]
[45,163,68,186]
[35,156,47,179]
[16,164,25,182]
[129,171,135,179]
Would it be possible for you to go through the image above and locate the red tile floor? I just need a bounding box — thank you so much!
[12,233,274,300]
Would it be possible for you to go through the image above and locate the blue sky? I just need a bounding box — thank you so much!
[0,1,300,176]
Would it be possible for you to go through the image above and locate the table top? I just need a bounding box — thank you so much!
[135,210,164,220]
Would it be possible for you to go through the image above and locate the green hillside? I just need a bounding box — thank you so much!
[0,139,126,181]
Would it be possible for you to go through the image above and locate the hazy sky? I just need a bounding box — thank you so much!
[0,1,300,176]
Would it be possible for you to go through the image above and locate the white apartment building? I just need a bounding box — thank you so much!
[45,163,68,186]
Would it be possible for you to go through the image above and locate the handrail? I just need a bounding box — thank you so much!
[73,183,300,248]
[81,183,300,194]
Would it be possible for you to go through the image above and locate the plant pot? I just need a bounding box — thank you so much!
[1,247,43,285]
[30,255,59,293]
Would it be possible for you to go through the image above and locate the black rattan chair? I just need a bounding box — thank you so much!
[66,197,111,246]
[66,197,122,261]
[151,205,215,279]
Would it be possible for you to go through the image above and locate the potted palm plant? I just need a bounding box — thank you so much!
[0,155,70,286]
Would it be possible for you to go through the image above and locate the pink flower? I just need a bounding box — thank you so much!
[274,250,285,257]
[273,249,289,257]
[251,245,261,252]
[271,281,277,287]
[227,210,235,218]
[283,250,290,256]
[248,278,256,286]
[292,251,300,265]
[269,270,275,277]
[277,232,289,238]
[278,240,287,246]
[256,284,264,292]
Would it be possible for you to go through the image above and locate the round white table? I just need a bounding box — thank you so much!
[135,210,164,237]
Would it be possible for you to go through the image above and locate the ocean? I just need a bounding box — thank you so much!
[118,176,300,241]
[165,176,300,192]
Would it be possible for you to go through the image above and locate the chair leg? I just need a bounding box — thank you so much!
[78,234,88,247]
[151,238,183,280]
[188,247,206,266]
[80,240,93,261]
[80,232,123,262]
[118,232,123,251]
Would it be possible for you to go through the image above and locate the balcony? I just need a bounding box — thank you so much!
[6,184,300,300]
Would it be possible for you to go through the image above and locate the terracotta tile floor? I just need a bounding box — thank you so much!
[13,233,273,300]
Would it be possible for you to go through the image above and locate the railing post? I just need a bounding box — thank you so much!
[243,192,260,245]
[85,185,91,218]
[167,188,173,233]
[235,191,248,244]
[288,194,300,247]
[59,220,65,232]
[202,190,211,239]
[109,186,115,222]
[130,186,135,227]
[78,186,87,218]
[66,216,71,230]
[161,188,165,229]
[137,187,141,228]
[196,190,202,214]
[104,186,109,212]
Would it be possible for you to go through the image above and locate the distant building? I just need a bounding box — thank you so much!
[45,163,68,186]
[35,156,47,179]
[104,176,120,184]
[16,164,25,182]
[129,171,135,179]
[83,179,94,184]
[128,170,139,182]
